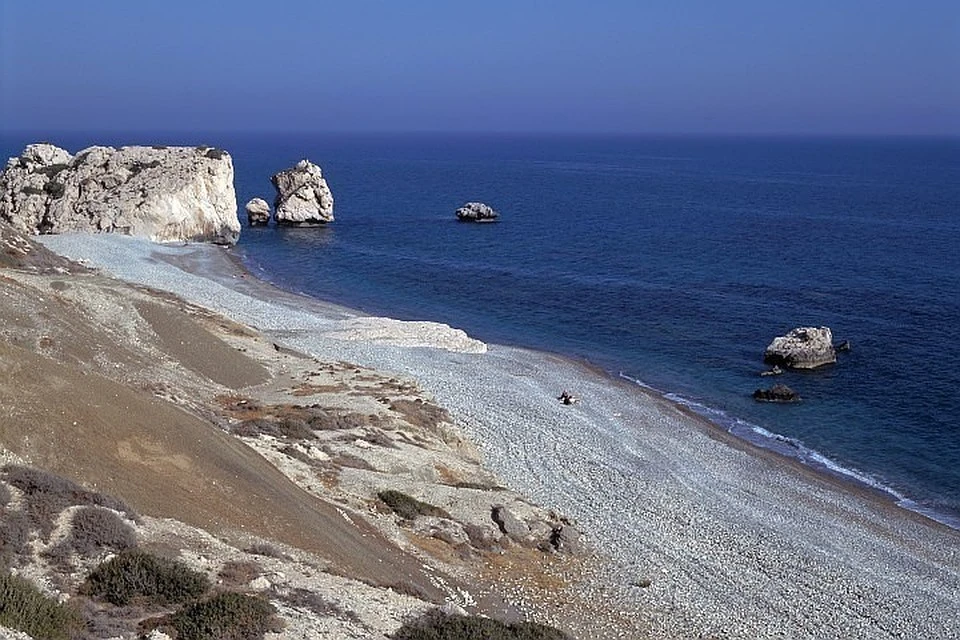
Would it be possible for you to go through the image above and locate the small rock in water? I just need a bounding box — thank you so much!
[455,201,499,222]
[245,197,271,226]
[753,383,800,403]
[763,326,837,369]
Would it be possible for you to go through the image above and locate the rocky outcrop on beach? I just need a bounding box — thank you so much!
[753,383,800,403]
[322,316,487,354]
[456,201,499,222]
[245,197,271,226]
[0,143,241,244]
[271,159,334,225]
[763,326,837,369]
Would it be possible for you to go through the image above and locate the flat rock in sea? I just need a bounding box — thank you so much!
[455,201,499,222]
[0,143,241,244]
[245,197,271,226]
[271,159,334,226]
[753,383,801,403]
[763,326,836,369]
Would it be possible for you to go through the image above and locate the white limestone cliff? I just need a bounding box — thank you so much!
[0,143,241,244]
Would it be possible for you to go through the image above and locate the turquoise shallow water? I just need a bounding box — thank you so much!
[3,133,959,527]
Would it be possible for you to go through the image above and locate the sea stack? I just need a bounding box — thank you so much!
[455,201,499,222]
[0,143,241,244]
[763,326,837,369]
[245,197,271,226]
[271,159,334,226]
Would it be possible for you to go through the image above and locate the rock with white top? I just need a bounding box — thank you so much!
[271,159,334,225]
[763,326,836,369]
[245,197,271,226]
[0,143,241,244]
[455,201,498,222]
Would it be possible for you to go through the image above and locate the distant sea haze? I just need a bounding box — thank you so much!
[4,133,958,527]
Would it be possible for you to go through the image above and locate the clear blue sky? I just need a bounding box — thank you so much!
[1,1,957,134]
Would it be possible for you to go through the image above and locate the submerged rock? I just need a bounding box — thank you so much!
[245,197,271,226]
[455,201,498,222]
[0,143,241,244]
[753,383,801,403]
[271,159,334,226]
[763,326,837,369]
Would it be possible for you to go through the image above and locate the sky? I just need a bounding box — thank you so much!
[1,1,957,135]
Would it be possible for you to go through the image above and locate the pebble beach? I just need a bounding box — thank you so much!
[39,233,960,640]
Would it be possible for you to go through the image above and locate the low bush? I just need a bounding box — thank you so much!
[80,550,209,606]
[272,586,361,624]
[306,410,371,431]
[231,418,315,440]
[46,506,137,563]
[2,465,135,540]
[37,163,69,178]
[377,490,449,521]
[389,399,451,432]
[43,181,65,198]
[243,543,289,560]
[0,573,83,640]
[162,592,280,640]
[0,510,32,566]
[217,561,260,589]
[392,609,571,640]
[204,148,228,160]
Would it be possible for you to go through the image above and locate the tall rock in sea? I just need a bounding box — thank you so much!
[0,143,241,244]
[271,159,334,226]
[763,326,837,369]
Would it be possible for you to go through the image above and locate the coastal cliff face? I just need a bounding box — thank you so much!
[0,143,241,244]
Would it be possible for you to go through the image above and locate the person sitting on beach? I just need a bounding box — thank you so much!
[558,390,578,405]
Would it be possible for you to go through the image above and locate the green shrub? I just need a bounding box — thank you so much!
[392,609,571,640]
[272,586,360,624]
[204,148,228,161]
[46,506,137,563]
[43,181,65,197]
[37,163,69,178]
[231,418,315,440]
[377,490,449,521]
[80,550,209,606]
[0,510,32,566]
[163,592,280,640]
[2,465,135,540]
[0,573,83,640]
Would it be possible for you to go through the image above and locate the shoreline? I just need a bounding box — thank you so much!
[37,233,960,639]
[235,236,960,533]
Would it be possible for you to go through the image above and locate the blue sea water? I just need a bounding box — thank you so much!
[3,133,959,527]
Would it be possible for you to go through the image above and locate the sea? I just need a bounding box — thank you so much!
[3,133,959,528]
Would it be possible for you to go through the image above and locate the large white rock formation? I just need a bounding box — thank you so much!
[763,326,837,369]
[271,159,334,225]
[0,143,241,244]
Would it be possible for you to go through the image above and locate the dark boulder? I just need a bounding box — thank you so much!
[753,383,801,403]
